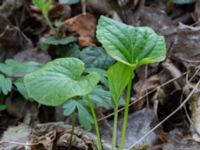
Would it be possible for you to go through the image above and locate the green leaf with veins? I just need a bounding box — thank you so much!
[63,99,94,130]
[14,79,30,100]
[96,16,166,69]
[107,62,133,106]
[88,86,111,109]
[0,59,41,77]
[80,47,114,70]
[63,99,78,116]
[77,102,93,130]
[0,74,12,95]
[44,36,77,46]
[24,58,100,106]
[85,68,108,87]
[32,0,52,19]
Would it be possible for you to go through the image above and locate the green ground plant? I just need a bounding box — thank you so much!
[97,16,166,150]
[0,59,41,112]
[0,59,41,98]
[32,0,53,30]
[24,58,103,150]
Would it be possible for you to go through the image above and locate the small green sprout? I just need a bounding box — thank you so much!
[32,0,53,30]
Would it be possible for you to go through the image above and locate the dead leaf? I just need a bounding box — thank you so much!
[0,124,31,150]
[0,15,33,51]
[31,130,56,150]
[192,0,200,25]
[60,13,96,47]
[133,75,160,110]
[0,0,23,17]
[32,122,98,150]
[14,49,51,64]
[163,129,200,150]
[116,108,161,148]
[171,24,200,66]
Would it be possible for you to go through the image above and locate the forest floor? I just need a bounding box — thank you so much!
[0,0,200,150]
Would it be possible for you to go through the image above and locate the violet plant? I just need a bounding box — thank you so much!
[96,16,166,150]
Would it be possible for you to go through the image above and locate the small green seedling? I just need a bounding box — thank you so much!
[63,85,112,130]
[32,0,53,30]
[97,16,166,150]
[24,58,103,150]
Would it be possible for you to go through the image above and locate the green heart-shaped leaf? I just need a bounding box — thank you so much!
[96,16,166,69]
[24,58,100,106]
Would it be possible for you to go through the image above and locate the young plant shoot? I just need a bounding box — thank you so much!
[32,0,53,30]
[24,58,102,150]
[97,16,166,150]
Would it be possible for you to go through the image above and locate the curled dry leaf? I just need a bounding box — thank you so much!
[163,129,200,150]
[133,75,160,110]
[32,122,99,150]
[0,0,23,17]
[1,124,32,150]
[31,130,56,150]
[60,13,96,47]
[14,49,51,64]
[193,1,200,24]
[171,24,200,66]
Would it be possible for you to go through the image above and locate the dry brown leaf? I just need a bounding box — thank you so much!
[60,13,96,47]
[31,130,56,150]
[134,75,160,110]
[171,24,200,66]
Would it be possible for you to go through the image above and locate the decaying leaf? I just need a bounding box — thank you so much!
[0,15,33,51]
[116,108,161,148]
[0,0,23,17]
[134,75,160,110]
[0,124,32,150]
[32,122,98,150]
[171,24,200,66]
[163,129,200,150]
[60,13,97,47]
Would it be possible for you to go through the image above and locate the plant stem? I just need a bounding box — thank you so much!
[86,95,102,150]
[45,16,54,31]
[112,105,118,150]
[69,111,76,149]
[119,80,132,150]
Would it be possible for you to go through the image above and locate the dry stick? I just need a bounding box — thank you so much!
[182,67,200,137]
[0,141,37,146]
[127,78,200,150]
[98,72,187,122]
[81,0,86,15]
